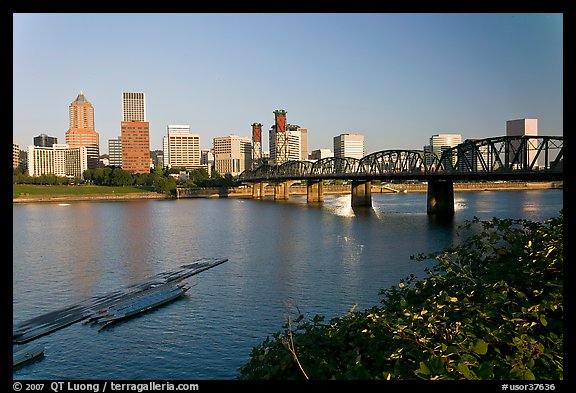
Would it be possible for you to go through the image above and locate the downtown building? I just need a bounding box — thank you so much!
[65,92,100,170]
[162,125,202,171]
[13,143,20,169]
[268,110,308,165]
[121,92,150,174]
[34,133,58,147]
[213,135,252,176]
[269,127,304,164]
[333,133,365,159]
[506,118,539,168]
[108,137,122,167]
[424,133,462,168]
[310,148,333,160]
[27,144,88,179]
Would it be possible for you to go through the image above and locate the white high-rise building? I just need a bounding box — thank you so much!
[213,135,252,176]
[108,137,122,167]
[310,149,333,160]
[27,144,88,179]
[506,118,538,168]
[121,92,146,122]
[428,133,462,156]
[270,128,303,164]
[201,149,214,176]
[164,125,201,170]
[425,133,462,168]
[333,133,365,159]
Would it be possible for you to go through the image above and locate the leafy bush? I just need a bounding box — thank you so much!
[237,212,563,380]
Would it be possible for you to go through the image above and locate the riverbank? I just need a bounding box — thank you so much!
[12,181,562,203]
[13,191,172,204]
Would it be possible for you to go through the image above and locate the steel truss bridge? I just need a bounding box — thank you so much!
[236,136,563,214]
[238,135,563,182]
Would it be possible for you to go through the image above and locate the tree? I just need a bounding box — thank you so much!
[237,212,563,380]
[152,175,176,195]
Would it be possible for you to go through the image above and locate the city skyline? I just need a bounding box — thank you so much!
[13,13,563,154]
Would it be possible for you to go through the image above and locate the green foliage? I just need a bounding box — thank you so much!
[237,212,563,380]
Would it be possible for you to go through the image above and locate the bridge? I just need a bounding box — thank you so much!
[236,135,563,214]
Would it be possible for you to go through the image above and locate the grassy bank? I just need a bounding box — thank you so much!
[13,184,154,199]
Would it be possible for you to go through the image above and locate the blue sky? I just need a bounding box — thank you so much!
[13,13,563,155]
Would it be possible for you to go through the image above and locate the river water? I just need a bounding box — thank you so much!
[12,189,562,380]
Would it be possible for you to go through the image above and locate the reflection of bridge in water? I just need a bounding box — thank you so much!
[236,135,563,214]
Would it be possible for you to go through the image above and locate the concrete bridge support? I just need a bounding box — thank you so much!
[274,181,290,200]
[351,180,372,207]
[306,180,324,203]
[251,182,265,199]
[427,179,455,215]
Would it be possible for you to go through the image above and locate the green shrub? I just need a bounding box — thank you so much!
[237,211,563,380]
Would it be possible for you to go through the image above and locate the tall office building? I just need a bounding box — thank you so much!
[270,128,303,164]
[201,149,214,176]
[213,135,252,176]
[121,92,150,174]
[65,92,100,170]
[287,124,308,160]
[298,127,308,161]
[425,133,462,168]
[27,144,88,179]
[108,137,122,167]
[506,118,538,168]
[34,133,58,147]
[13,143,20,168]
[310,149,333,160]
[163,125,201,170]
[122,92,146,122]
[427,134,462,156]
[333,133,365,159]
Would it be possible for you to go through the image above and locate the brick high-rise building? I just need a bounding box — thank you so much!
[120,92,150,174]
[65,92,100,170]
[121,120,150,174]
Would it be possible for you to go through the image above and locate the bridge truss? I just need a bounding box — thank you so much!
[238,135,563,182]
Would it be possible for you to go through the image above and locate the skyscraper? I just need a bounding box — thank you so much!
[65,92,100,170]
[213,135,252,176]
[506,118,538,168]
[163,125,201,170]
[333,133,365,159]
[108,137,122,167]
[427,134,462,156]
[425,133,462,168]
[121,92,150,174]
[122,92,146,122]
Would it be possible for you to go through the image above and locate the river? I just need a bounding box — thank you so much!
[12,189,563,380]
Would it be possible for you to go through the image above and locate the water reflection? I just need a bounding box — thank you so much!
[117,202,155,284]
[12,189,562,380]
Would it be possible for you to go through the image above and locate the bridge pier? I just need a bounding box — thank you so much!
[351,180,372,207]
[427,179,454,215]
[251,182,265,199]
[306,180,324,203]
[274,181,290,200]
